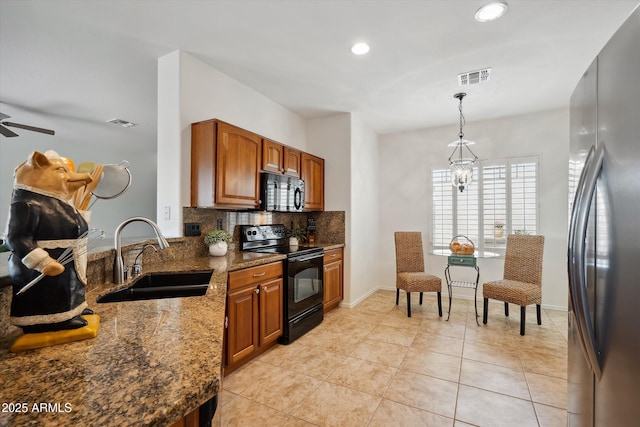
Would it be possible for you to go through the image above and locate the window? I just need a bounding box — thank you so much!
[430,156,539,254]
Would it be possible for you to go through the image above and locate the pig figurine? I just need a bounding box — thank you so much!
[5,150,94,333]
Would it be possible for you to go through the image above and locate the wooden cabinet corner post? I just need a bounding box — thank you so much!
[190,120,216,207]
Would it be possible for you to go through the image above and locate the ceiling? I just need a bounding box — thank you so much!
[1,0,638,140]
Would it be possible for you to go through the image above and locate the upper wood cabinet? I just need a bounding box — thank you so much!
[301,152,324,211]
[283,146,301,178]
[191,120,262,208]
[262,138,284,174]
[191,118,323,210]
[262,139,301,178]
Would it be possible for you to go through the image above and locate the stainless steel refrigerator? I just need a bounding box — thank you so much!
[568,6,640,426]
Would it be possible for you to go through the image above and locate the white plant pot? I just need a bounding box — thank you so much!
[289,237,299,247]
[208,241,228,257]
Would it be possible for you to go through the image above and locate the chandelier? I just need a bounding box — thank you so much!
[448,92,478,192]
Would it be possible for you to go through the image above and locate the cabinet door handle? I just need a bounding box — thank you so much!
[262,286,268,292]
[253,271,266,277]
[255,288,260,294]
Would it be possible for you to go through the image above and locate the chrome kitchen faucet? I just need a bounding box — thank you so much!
[113,217,169,284]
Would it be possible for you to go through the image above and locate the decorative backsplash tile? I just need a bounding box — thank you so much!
[183,208,345,245]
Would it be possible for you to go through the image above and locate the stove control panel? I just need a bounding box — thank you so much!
[241,224,287,243]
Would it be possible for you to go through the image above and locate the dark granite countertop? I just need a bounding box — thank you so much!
[0,249,285,427]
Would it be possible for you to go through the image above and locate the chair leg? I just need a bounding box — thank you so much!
[520,306,526,335]
[536,304,542,325]
[483,298,488,324]
[437,292,442,317]
[406,292,412,317]
[396,288,399,305]
[504,302,509,317]
[419,292,423,305]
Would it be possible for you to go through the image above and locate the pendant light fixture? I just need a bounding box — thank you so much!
[448,92,478,192]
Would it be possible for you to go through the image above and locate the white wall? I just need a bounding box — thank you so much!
[349,114,380,306]
[306,113,352,299]
[1,103,157,239]
[306,113,380,307]
[378,109,570,310]
[157,51,308,236]
[157,51,182,238]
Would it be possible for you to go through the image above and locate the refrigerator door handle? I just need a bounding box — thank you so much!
[567,146,593,373]
[568,143,604,380]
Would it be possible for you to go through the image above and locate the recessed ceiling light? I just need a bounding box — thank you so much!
[351,42,370,55]
[475,2,508,22]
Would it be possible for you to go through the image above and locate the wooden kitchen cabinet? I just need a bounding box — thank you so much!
[323,247,343,312]
[191,120,262,208]
[169,408,199,427]
[225,261,283,374]
[301,152,324,211]
[262,138,301,177]
[283,146,301,177]
[226,285,259,365]
[262,138,285,174]
[259,277,284,345]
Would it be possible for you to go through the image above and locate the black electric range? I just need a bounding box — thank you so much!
[240,224,323,257]
[240,224,324,344]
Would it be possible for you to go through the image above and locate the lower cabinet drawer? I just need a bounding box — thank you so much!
[324,247,343,262]
[228,261,283,290]
[447,255,476,267]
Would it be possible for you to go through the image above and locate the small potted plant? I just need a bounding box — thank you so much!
[287,224,307,247]
[494,221,505,238]
[204,229,233,256]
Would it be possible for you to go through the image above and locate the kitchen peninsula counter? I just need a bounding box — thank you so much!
[0,249,285,427]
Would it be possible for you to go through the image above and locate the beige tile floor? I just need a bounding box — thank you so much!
[213,290,568,426]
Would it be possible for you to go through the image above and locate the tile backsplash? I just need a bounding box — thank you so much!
[183,208,345,245]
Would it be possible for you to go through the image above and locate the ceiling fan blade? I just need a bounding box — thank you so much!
[0,112,11,120]
[0,124,19,137]
[2,121,55,135]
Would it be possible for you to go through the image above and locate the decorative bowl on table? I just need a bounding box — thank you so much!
[449,235,475,255]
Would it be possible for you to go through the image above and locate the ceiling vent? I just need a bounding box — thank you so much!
[106,118,137,128]
[458,68,491,86]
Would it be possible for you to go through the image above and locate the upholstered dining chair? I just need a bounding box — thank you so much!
[394,232,442,318]
[482,234,545,335]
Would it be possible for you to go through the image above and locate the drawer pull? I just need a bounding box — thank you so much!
[330,253,337,257]
[252,271,267,277]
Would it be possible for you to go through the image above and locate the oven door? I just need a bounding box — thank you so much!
[287,252,323,318]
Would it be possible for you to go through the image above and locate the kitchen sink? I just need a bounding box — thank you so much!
[96,270,213,303]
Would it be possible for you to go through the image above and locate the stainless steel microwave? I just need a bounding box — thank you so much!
[260,172,305,212]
